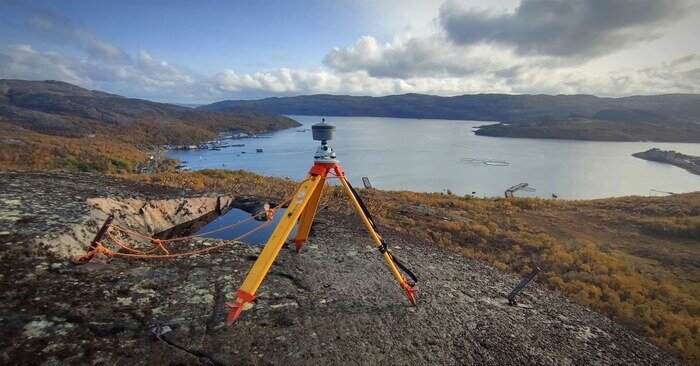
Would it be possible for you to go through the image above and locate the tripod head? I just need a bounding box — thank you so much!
[312,118,338,163]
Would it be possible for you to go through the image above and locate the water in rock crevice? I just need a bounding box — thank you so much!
[193,208,295,244]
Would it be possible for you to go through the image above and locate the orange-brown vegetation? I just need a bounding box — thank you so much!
[0,80,300,173]
[0,122,147,173]
[0,110,294,173]
[370,191,699,363]
[124,169,699,363]
[126,169,300,198]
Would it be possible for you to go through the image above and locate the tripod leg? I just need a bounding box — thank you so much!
[227,174,323,324]
[292,176,326,250]
[338,177,418,304]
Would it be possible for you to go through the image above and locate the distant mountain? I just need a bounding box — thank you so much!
[0,79,299,142]
[200,93,700,142]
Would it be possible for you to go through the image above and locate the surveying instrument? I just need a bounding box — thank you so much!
[226,119,419,324]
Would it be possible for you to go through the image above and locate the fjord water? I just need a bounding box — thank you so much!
[168,116,700,199]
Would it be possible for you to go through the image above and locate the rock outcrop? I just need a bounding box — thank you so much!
[0,171,682,365]
[0,171,232,258]
[87,195,234,237]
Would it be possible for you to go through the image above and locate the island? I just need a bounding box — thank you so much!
[633,148,700,175]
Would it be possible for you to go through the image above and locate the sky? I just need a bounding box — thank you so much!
[0,0,699,103]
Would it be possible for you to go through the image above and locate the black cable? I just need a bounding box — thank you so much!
[345,180,417,286]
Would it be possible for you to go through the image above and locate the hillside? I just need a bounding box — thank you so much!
[200,93,700,142]
[0,171,683,365]
[0,80,300,172]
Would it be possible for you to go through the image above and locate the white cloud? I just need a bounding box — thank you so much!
[2,41,698,102]
[0,45,89,85]
[0,44,211,100]
[133,51,200,88]
[323,35,538,78]
[213,68,330,93]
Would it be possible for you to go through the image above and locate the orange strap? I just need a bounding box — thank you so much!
[78,178,312,261]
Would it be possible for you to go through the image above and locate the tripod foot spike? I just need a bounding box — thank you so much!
[292,238,306,252]
[401,281,419,304]
[226,301,244,326]
[225,289,256,325]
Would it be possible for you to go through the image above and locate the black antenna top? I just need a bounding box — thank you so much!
[312,118,335,142]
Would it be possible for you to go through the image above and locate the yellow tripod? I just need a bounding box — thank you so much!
[225,161,418,324]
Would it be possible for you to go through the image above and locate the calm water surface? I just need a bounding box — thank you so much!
[168,116,700,199]
[195,208,293,244]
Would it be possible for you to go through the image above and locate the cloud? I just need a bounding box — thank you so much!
[439,0,692,59]
[0,45,89,84]
[2,42,699,102]
[212,68,418,96]
[28,11,131,63]
[488,53,700,96]
[324,35,528,78]
[213,68,330,93]
[0,44,211,100]
[322,1,698,83]
[133,51,200,88]
[0,2,698,102]
[630,54,700,94]
[218,53,700,97]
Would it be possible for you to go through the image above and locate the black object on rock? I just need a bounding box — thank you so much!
[507,267,541,306]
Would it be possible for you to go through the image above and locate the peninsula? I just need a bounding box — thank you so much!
[633,148,700,175]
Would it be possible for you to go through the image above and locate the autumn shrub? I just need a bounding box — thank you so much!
[0,122,147,173]
[641,217,700,239]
